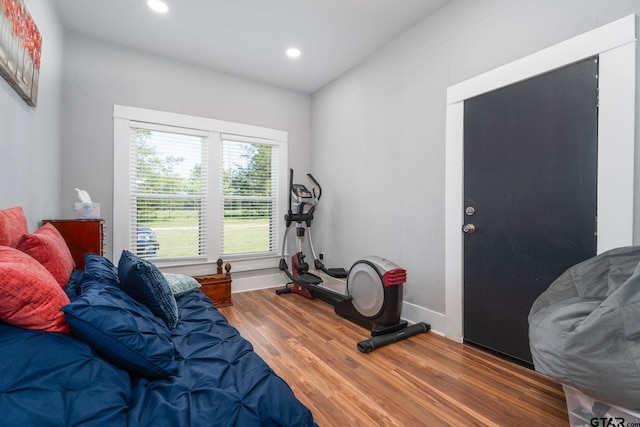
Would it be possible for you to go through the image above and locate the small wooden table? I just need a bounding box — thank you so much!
[193,259,232,307]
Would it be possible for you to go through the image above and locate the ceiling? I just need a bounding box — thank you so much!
[51,0,451,93]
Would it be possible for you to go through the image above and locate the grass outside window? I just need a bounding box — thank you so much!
[141,210,270,257]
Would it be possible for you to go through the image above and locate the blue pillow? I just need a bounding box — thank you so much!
[82,253,120,287]
[117,250,179,329]
[61,278,178,379]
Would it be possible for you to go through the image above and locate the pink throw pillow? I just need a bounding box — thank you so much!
[0,206,28,248]
[17,222,76,288]
[0,246,70,334]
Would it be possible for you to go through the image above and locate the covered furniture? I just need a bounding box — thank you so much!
[529,245,640,409]
[0,207,316,426]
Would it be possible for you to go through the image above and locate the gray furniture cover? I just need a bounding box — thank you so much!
[529,245,640,409]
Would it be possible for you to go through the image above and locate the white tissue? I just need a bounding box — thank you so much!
[75,188,92,203]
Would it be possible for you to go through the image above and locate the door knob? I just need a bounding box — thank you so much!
[462,223,476,234]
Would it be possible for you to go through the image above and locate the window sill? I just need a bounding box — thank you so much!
[156,254,281,276]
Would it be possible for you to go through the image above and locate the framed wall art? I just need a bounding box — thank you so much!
[0,0,41,107]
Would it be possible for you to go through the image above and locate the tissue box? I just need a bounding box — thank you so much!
[74,203,101,219]
[563,384,640,427]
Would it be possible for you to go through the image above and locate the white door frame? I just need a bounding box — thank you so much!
[444,15,638,342]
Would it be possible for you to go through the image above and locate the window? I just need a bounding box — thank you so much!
[129,124,208,260]
[221,136,279,256]
[113,106,288,271]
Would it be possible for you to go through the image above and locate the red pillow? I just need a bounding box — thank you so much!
[0,206,28,248]
[17,222,76,288]
[0,246,70,334]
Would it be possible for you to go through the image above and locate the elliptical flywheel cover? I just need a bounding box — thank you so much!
[348,261,385,318]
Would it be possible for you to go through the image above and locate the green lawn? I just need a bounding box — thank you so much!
[142,213,270,257]
[223,217,271,254]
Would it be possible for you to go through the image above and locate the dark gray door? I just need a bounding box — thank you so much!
[463,57,599,365]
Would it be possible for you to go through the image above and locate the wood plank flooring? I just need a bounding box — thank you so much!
[218,288,569,426]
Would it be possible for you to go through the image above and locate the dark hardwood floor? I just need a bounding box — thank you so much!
[218,287,569,426]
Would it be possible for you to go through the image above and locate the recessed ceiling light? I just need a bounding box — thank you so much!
[147,0,169,13]
[286,48,301,59]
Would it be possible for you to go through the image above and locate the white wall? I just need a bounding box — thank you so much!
[0,0,64,230]
[60,34,312,260]
[311,0,640,333]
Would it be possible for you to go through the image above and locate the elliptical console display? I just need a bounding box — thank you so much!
[276,169,430,351]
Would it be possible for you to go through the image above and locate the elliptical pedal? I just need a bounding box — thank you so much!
[327,267,348,278]
[298,272,322,285]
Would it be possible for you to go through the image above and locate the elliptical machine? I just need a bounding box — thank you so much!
[276,169,430,352]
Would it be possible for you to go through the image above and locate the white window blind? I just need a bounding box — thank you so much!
[220,136,279,256]
[129,122,208,260]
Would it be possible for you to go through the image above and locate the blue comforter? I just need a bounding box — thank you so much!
[0,271,316,426]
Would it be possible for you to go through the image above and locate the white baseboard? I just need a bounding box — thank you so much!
[232,271,289,293]
[401,300,445,337]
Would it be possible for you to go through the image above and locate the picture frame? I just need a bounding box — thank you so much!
[0,0,41,107]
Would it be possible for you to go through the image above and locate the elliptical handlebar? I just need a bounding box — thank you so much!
[306,173,322,201]
[288,168,294,216]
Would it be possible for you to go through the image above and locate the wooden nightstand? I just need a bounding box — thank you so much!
[193,259,232,307]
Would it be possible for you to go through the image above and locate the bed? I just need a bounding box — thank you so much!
[0,207,316,426]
